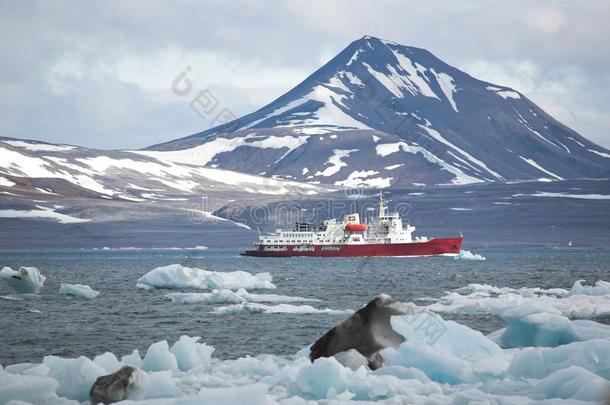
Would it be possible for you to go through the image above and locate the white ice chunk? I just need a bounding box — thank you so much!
[454,250,486,261]
[569,280,610,296]
[508,339,610,380]
[121,350,143,369]
[93,352,123,374]
[136,264,276,290]
[142,341,178,372]
[59,283,100,299]
[170,336,215,371]
[429,280,610,318]
[493,304,579,348]
[42,355,107,401]
[382,313,509,384]
[212,302,350,315]
[529,366,609,402]
[166,288,320,304]
[0,369,63,404]
[0,267,46,294]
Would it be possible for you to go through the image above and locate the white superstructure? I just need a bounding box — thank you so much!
[256,193,429,248]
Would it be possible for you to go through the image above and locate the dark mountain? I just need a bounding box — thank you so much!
[145,35,610,187]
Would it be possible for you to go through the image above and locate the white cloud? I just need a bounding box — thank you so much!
[460,59,610,147]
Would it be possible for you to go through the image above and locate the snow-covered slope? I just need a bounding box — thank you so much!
[146,36,610,187]
[0,137,326,202]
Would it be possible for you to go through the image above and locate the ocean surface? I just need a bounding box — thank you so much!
[1,248,609,365]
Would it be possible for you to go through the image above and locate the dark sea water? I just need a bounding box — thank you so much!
[1,248,609,365]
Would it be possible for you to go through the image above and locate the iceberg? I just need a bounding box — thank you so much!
[136,264,276,290]
[166,288,320,304]
[454,249,486,261]
[0,266,46,294]
[59,283,100,299]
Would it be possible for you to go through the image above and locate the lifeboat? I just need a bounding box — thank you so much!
[345,223,367,232]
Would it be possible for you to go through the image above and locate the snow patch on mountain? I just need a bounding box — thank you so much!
[487,86,521,100]
[335,170,392,188]
[430,69,459,112]
[315,149,358,177]
[519,156,563,180]
[376,141,483,185]
[137,134,309,166]
[418,125,503,180]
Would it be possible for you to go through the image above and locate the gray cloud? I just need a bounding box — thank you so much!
[1,0,609,149]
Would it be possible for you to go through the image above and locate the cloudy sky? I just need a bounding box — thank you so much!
[1,0,609,149]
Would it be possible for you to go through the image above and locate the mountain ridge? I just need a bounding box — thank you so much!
[143,35,610,187]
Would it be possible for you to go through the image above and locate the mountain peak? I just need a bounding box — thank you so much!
[145,37,610,188]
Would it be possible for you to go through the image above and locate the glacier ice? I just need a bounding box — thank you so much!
[454,249,486,261]
[59,283,100,299]
[1,292,610,403]
[136,264,275,290]
[0,266,46,294]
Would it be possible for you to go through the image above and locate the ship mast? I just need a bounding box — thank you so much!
[378,191,387,217]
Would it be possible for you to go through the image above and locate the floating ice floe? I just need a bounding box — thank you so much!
[2,307,610,403]
[166,288,320,304]
[212,302,351,315]
[488,303,610,348]
[59,283,100,299]
[135,264,275,290]
[428,279,610,318]
[454,249,486,261]
[0,266,46,293]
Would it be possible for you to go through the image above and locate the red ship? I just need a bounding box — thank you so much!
[242,194,462,257]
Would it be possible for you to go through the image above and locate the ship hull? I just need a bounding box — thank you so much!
[241,237,462,258]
